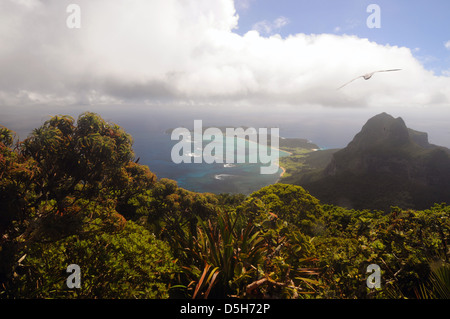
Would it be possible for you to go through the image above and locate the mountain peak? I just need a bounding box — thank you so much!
[307,113,450,210]
[372,112,394,119]
[366,112,404,126]
[346,112,410,151]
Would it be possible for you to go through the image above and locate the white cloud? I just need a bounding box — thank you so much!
[252,16,290,35]
[445,40,450,50]
[0,0,449,111]
[9,0,41,9]
[274,16,290,29]
[333,19,360,34]
[235,0,255,11]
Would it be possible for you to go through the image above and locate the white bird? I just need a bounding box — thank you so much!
[337,69,402,90]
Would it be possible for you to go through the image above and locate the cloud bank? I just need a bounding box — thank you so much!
[0,0,449,110]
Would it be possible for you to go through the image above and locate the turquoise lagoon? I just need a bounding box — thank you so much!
[131,129,290,195]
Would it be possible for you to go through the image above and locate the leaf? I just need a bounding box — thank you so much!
[193,264,211,299]
[204,268,220,299]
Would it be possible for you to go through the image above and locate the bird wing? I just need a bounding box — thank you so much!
[374,69,402,73]
[337,69,402,90]
[337,76,363,90]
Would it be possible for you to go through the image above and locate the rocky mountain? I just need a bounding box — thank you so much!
[296,113,450,211]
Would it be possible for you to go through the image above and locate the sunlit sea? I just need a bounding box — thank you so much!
[130,128,290,195]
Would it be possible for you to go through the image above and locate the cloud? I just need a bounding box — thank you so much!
[0,0,449,111]
[333,19,360,34]
[445,40,450,50]
[235,0,255,11]
[252,16,290,35]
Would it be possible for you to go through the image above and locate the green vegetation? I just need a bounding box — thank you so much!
[278,147,308,179]
[279,148,338,180]
[276,137,330,180]
[0,113,449,299]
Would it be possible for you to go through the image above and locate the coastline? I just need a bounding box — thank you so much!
[179,135,293,190]
[280,166,286,177]
[232,135,291,183]
[273,147,293,156]
[275,165,286,184]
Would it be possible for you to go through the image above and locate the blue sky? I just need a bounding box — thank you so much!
[235,0,450,75]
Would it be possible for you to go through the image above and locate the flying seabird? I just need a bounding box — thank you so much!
[337,69,402,90]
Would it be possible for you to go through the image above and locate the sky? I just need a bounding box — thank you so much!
[0,0,450,147]
[235,0,450,75]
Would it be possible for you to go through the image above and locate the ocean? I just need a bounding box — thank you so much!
[129,127,290,195]
[76,106,297,195]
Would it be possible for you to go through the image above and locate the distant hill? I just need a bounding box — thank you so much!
[278,138,319,151]
[288,112,450,211]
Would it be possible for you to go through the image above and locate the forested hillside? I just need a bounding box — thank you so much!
[282,113,450,212]
[0,113,448,299]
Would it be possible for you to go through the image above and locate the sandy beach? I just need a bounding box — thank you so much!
[280,166,286,177]
[220,133,292,184]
